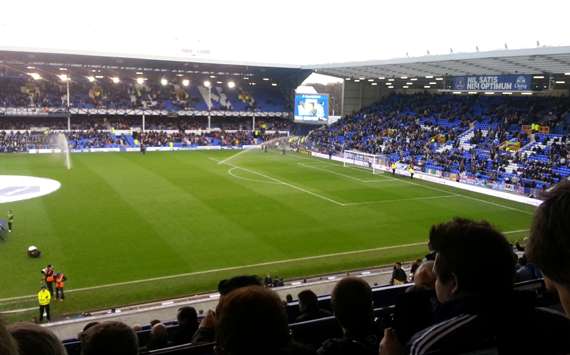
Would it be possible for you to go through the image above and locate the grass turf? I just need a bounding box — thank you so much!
[0,150,534,321]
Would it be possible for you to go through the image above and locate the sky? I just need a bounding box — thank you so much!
[0,0,569,68]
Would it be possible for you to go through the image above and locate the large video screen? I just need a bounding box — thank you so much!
[294,94,329,124]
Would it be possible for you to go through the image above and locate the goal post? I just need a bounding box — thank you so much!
[342,150,390,174]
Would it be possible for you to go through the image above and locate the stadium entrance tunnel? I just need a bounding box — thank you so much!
[0,176,61,203]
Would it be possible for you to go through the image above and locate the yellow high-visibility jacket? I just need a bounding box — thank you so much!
[38,289,51,306]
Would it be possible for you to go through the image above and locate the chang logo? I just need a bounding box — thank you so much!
[514,76,528,91]
[0,176,61,203]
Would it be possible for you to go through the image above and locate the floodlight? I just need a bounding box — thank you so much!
[227,81,236,89]
[203,80,211,88]
[160,78,168,86]
[111,77,120,84]
[182,79,190,87]
[136,77,145,85]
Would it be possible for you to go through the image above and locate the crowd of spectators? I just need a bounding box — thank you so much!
[0,122,290,151]
[0,73,288,113]
[0,116,293,131]
[308,93,570,192]
[3,181,570,355]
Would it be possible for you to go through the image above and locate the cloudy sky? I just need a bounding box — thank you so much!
[1,0,569,66]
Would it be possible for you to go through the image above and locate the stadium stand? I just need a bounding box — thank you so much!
[0,72,289,113]
[13,277,559,355]
[306,93,570,197]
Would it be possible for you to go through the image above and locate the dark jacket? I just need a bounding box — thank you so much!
[407,293,570,355]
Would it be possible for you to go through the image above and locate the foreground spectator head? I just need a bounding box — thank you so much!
[527,180,570,315]
[216,286,290,355]
[331,277,373,336]
[217,275,262,296]
[8,322,65,355]
[0,319,18,355]
[297,289,319,314]
[413,261,436,290]
[177,306,198,329]
[81,321,138,355]
[429,218,515,304]
[148,323,169,350]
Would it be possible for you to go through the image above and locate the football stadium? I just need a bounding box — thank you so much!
[1,1,570,354]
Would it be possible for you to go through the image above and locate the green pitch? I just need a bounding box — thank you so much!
[0,150,534,320]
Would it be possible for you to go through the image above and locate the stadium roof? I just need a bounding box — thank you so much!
[308,46,570,79]
[0,49,311,89]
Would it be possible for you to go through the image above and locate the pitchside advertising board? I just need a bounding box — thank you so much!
[294,94,329,124]
[452,75,532,91]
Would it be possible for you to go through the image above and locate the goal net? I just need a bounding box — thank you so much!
[261,136,298,153]
[342,150,390,174]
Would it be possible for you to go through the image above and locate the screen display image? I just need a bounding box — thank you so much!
[294,94,329,123]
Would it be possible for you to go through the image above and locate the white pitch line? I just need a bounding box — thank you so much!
[0,241,428,304]
[297,162,392,183]
[223,162,346,206]
[343,194,458,206]
[503,229,529,235]
[0,228,530,306]
[305,157,535,216]
[216,148,251,165]
[227,167,281,185]
[456,194,534,216]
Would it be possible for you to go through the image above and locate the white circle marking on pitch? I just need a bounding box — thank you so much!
[0,176,61,204]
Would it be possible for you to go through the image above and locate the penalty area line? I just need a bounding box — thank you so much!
[221,161,346,207]
[343,194,458,206]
